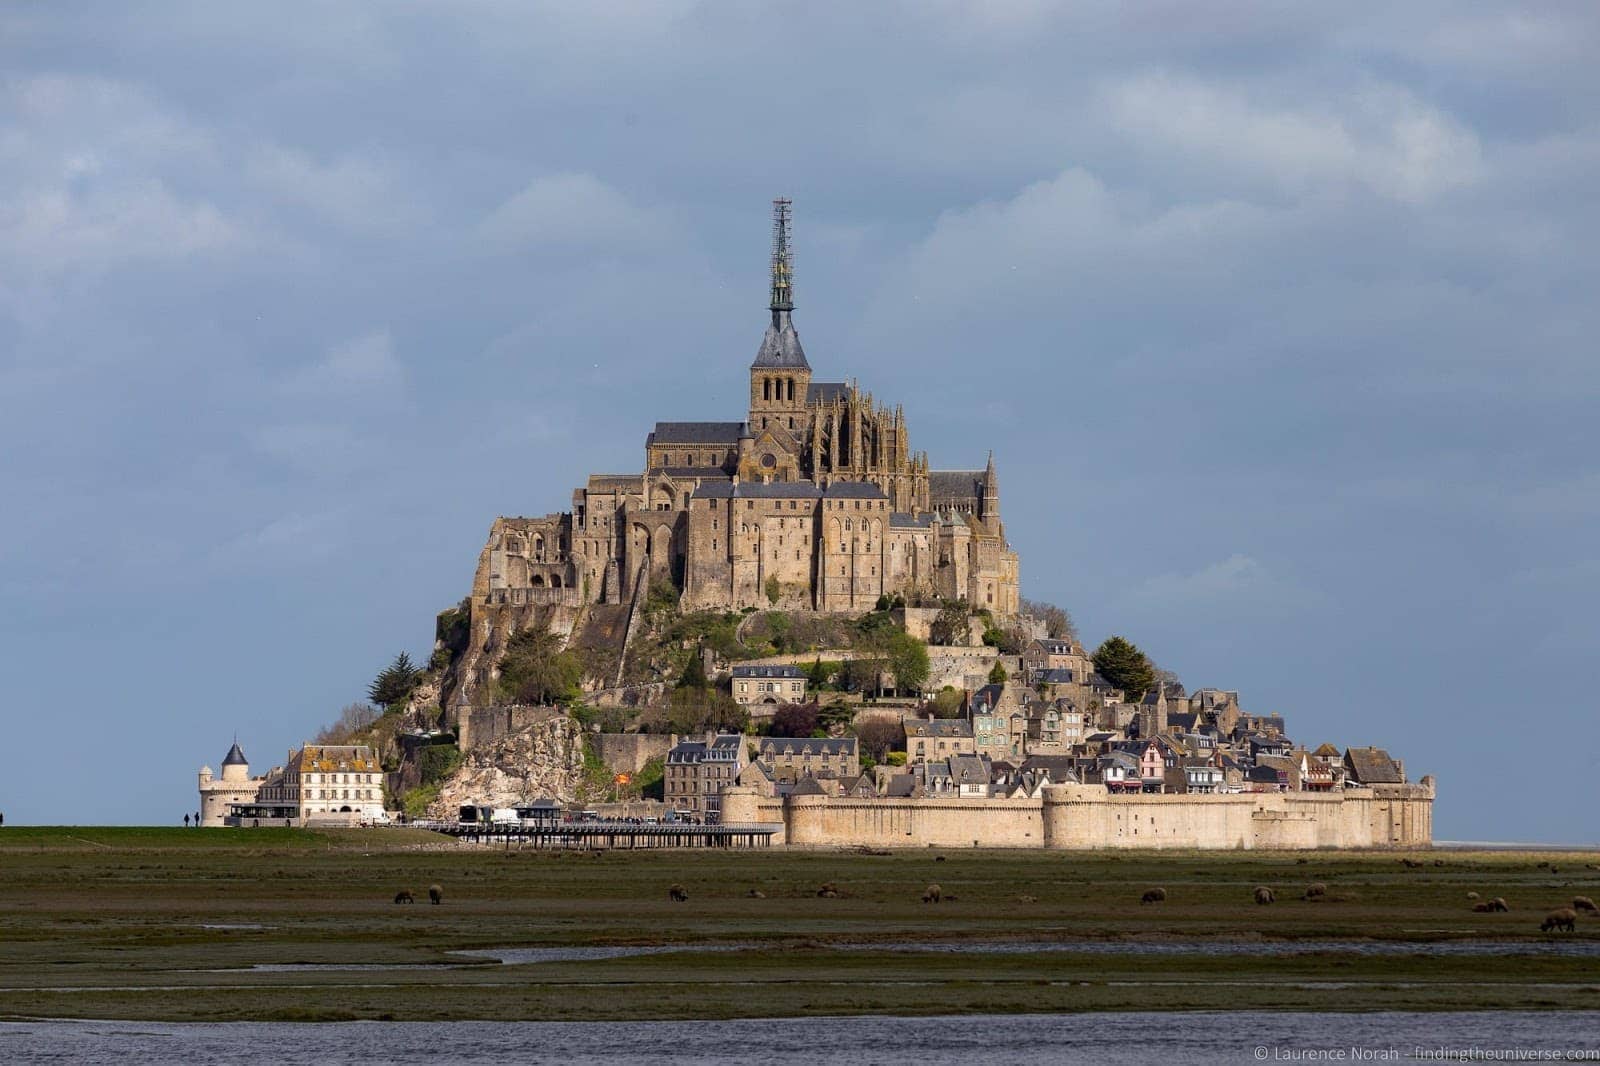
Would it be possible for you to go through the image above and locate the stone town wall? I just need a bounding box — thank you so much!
[721,777,1434,850]
[720,789,787,844]
[785,793,1047,848]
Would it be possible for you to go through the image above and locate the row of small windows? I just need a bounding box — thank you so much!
[698,498,887,511]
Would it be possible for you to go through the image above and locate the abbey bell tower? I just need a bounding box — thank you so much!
[748,198,811,438]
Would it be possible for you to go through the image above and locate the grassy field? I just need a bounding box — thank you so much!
[1,827,1598,1021]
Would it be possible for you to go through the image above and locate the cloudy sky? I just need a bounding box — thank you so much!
[3,2,1596,838]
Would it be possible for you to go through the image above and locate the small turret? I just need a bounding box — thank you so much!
[980,451,1001,523]
[220,740,249,783]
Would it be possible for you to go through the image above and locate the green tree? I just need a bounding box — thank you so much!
[924,686,964,719]
[886,631,930,694]
[1093,635,1155,701]
[368,652,421,710]
[804,657,833,690]
[928,600,971,646]
[677,647,709,689]
[764,575,782,605]
[666,686,748,734]
[838,657,888,695]
[988,660,1008,685]
[498,624,584,705]
[769,701,820,738]
[853,717,904,761]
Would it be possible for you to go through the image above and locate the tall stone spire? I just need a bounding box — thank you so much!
[752,198,809,369]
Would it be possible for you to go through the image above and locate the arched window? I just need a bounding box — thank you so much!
[786,378,795,402]
[763,378,771,401]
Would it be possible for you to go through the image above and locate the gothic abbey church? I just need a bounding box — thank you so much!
[474,201,1020,617]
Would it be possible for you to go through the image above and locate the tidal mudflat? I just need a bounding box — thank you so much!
[1,827,1596,1022]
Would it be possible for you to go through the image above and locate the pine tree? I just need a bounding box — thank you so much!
[1092,636,1155,701]
[368,652,421,709]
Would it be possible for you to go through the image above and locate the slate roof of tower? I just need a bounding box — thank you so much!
[752,315,810,370]
[222,742,248,767]
[648,422,747,445]
[807,381,848,404]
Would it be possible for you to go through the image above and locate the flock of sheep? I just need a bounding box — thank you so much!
[1132,875,1595,934]
[662,869,1596,934]
[400,859,1595,935]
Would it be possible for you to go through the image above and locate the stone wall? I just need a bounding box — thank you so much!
[458,704,565,752]
[721,776,1435,850]
[594,732,672,774]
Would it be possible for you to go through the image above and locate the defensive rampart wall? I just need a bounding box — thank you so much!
[719,777,1434,850]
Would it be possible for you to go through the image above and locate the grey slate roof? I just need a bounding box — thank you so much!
[790,774,828,796]
[648,422,746,445]
[760,737,857,756]
[222,742,248,767]
[883,774,919,798]
[822,480,887,499]
[1343,747,1404,784]
[948,754,992,786]
[1036,668,1076,684]
[657,467,731,480]
[807,381,848,404]
[890,512,934,529]
[1033,639,1075,655]
[906,719,973,739]
[971,683,1005,712]
[666,734,744,764]
[733,664,806,679]
[752,313,809,369]
[928,470,984,501]
[693,480,822,500]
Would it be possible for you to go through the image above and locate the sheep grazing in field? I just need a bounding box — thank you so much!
[1573,896,1597,914]
[1303,883,1327,901]
[1401,858,1423,868]
[746,888,766,899]
[393,889,414,904]
[1254,886,1275,905]
[922,884,942,904]
[668,884,688,902]
[1541,908,1578,933]
[1141,888,1167,905]
[1473,897,1510,913]
[427,884,443,905]
[1466,891,1481,901]
[817,882,841,898]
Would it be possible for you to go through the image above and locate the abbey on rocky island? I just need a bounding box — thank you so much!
[474,200,1020,616]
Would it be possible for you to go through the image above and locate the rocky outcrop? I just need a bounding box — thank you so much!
[430,710,585,816]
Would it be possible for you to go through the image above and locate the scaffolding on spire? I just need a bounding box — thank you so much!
[769,197,794,314]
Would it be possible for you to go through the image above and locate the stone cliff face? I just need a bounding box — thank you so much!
[441,601,582,731]
[429,711,585,817]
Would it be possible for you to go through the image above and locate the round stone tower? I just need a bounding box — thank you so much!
[198,740,261,827]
